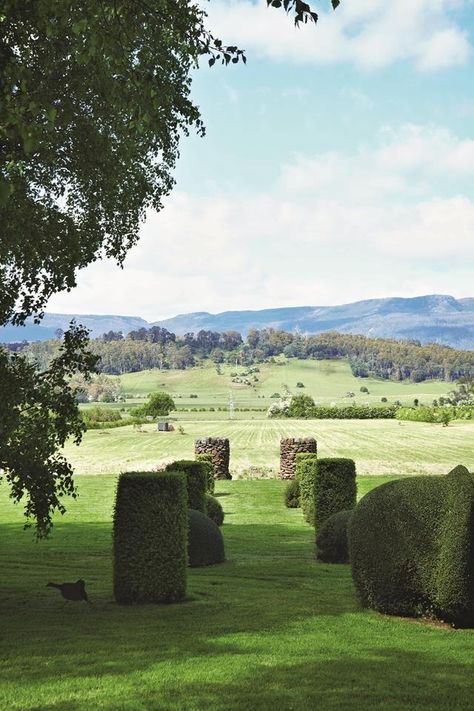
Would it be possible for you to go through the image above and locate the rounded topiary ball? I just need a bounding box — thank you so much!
[284,479,300,508]
[316,509,353,563]
[188,509,225,567]
[205,494,224,526]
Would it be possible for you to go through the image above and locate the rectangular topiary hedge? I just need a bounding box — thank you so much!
[295,453,318,525]
[314,458,357,529]
[165,460,207,512]
[113,471,187,604]
[195,453,215,494]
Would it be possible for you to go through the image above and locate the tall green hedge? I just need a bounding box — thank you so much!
[113,471,187,604]
[295,453,318,524]
[349,465,474,626]
[195,453,215,494]
[314,458,357,529]
[188,509,225,567]
[165,460,207,512]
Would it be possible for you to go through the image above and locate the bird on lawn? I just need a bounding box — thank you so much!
[46,579,91,604]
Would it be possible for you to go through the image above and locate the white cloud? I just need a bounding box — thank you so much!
[48,124,474,320]
[204,0,472,71]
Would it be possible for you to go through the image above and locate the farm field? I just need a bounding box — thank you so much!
[112,359,453,410]
[1,477,474,710]
[64,417,474,477]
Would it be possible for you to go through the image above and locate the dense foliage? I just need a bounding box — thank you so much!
[205,494,224,526]
[113,471,188,604]
[165,460,207,512]
[349,466,474,626]
[295,453,318,524]
[0,325,97,537]
[316,509,353,564]
[22,329,474,383]
[187,508,225,567]
[131,391,176,418]
[314,459,357,529]
[196,453,216,494]
[269,395,398,419]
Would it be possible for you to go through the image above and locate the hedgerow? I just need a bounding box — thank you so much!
[113,471,187,604]
[284,479,300,508]
[195,453,215,494]
[269,402,398,419]
[349,465,474,626]
[314,458,357,529]
[295,453,318,524]
[165,460,207,513]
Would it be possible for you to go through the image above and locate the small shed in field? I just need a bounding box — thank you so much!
[157,421,170,432]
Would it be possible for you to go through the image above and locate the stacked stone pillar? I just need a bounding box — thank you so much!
[279,437,317,480]
[195,437,231,480]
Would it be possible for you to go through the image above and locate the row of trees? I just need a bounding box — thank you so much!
[22,327,474,382]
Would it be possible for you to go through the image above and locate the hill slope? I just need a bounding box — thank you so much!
[2,295,474,349]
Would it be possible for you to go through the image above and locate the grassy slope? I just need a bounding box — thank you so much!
[64,418,474,477]
[116,359,452,408]
[1,477,473,710]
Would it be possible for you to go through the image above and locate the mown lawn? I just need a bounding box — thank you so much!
[1,476,474,710]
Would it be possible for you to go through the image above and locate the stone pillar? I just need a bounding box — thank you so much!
[195,437,231,480]
[279,437,317,480]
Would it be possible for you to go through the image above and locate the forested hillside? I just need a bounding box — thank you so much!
[21,325,474,383]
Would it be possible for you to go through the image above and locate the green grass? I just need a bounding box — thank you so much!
[65,417,474,477]
[116,359,452,409]
[1,476,474,710]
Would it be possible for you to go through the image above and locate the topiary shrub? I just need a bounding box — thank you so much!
[195,453,215,494]
[316,509,353,563]
[205,493,224,526]
[113,471,187,604]
[165,460,207,512]
[314,458,357,529]
[295,453,318,524]
[349,465,474,627]
[284,479,300,508]
[188,509,225,567]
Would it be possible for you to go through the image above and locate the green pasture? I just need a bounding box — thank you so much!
[1,477,474,710]
[64,417,474,477]
[115,359,452,409]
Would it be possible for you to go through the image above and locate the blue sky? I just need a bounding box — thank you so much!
[49,0,474,321]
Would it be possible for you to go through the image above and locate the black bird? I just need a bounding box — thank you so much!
[46,579,91,603]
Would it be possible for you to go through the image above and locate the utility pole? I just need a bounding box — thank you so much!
[229,392,235,420]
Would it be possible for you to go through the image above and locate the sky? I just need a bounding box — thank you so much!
[48,0,474,322]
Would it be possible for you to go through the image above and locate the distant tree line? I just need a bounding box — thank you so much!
[17,326,474,382]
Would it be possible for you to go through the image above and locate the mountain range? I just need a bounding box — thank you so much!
[2,295,474,350]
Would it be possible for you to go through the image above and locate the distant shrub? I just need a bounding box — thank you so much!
[284,479,301,508]
[349,466,474,626]
[113,471,187,604]
[296,382,305,388]
[381,397,388,403]
[165,460,207,513]
[270,392,281,398]
[195,453,215,494]
[295,453,318,524]
[315,458,357,529]
[187,509,225,567]
[205,494,224,526]
[189,394,198,398]
[316,509,353,563]
[359,386,369,393]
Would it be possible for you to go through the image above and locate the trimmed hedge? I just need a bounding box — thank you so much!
[205,494,224,526]
[270,404,398,420]
[316,509,353,563]
[165,460,207,513]
[314,458,357,529]
[113,471,187,604]
[284,479,300,508]
[349,465,474,626]
[195,453,215,494]
[188,509,225,567]
[295,453,318,524]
